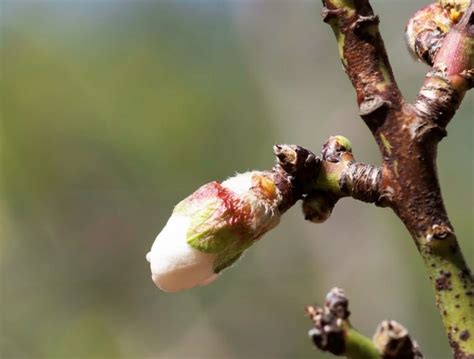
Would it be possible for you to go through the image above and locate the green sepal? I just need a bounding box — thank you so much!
[180,197,253,254]
[213,252,243,273]
[187,226,243,253]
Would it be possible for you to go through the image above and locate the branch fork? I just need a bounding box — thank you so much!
[313,0,474,357]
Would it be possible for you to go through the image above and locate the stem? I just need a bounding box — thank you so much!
[345,327,381,359]
[273,137,383,224]
[306,288,422,358]
[419,234,474,356]
[306,288,382,358]
[316,136,382,204]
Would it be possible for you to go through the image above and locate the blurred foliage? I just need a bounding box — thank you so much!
[0,1,472,359]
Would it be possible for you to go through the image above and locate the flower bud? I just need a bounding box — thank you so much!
[146,171,283,292]
[405,2,465,65]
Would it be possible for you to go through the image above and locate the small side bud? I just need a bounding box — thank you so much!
[373,320,423,359]
[325,287,350,320]
[147,171,283,292]
[305,288,350,356]
[302,192,337,223]
[333,135,352,153]
[438,0,469,15]
[273,144,319,178]
[321,136,354,163]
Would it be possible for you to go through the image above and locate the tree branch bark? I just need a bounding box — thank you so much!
[321,0,474,357]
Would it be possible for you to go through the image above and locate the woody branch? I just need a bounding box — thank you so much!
[314,0,474,357]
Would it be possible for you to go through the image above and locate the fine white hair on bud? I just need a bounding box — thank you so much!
[221,172,254,195]
[147,171,283,292]
[222,171,282,235]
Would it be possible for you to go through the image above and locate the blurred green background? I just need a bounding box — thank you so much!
[0,1,472,358]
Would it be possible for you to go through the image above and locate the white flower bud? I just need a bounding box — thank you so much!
[146,215,219,292]
[146,171,283,292]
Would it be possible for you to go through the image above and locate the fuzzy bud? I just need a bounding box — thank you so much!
[146,171,283,292]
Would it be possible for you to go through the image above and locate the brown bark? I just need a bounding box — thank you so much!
[320,0,474,357]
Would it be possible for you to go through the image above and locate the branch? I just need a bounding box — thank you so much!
[315,136,382,204]
[321,0,474,357]
[306,288,423,359]
[321,0,403,134]
[273,136,383,223]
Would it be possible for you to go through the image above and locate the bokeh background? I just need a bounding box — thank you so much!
[1,1,472,358]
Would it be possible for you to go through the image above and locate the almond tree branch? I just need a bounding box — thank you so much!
[322,0,404,135]
[320,0,474,357]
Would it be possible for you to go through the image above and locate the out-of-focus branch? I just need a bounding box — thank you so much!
[320,0,474,357]
[306,288,423,359]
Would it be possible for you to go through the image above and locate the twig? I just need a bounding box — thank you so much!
[306,288,423,358]
[273,137,382,223]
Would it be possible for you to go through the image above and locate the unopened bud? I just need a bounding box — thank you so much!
[405,3,465,65]
[146,171,283,292]
[302,192,337,223]
[373,320,423,358]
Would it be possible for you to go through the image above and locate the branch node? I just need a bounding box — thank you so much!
[359,96,392,131]
[359,96,391,116]
[414,76,461,127]
[351,14,380,32]
[426,223,454,242]
[412,121,447,144]
[377,186,395,207]
[321,7,344,24]
[340,163,381,203]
